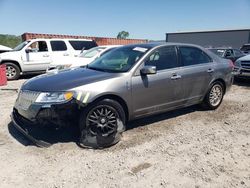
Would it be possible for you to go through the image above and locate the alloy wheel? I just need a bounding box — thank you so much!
[209,84,223,107]
[6,65,17,79]
[86,105,118,137]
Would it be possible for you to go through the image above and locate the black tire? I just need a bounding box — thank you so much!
[202,81,225,110]
[5,62,20,80]
[79,99,126,149]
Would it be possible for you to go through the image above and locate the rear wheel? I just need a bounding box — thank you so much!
[202,81,224,110]
[5,62,20,80]
[79,99,125,149]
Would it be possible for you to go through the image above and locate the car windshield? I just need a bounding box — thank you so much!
[87,46,150,72]
[13,41,30,51]
[80,47,106,58]
[209,49,225,57]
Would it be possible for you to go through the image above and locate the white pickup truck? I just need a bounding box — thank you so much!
[0,38,97,80]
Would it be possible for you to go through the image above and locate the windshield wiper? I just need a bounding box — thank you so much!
[87,66,106,72]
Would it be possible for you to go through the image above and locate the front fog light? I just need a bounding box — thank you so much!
[35,91,74,103]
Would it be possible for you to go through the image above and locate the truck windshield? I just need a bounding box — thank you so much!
[13,41,30,51]
[87,46,150,72]
[80,47,106,58]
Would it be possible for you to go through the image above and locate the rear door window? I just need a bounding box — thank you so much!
[69,40,97,50]
[50,41,67,51]
[145,46,179,71]
[179,47,212,66]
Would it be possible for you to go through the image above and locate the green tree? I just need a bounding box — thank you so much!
[117,31,129,39]
[0,34,22,48]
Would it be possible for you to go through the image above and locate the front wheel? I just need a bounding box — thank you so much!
[202,81,224,110]
[79,99,126,149]
[5,62,20,80]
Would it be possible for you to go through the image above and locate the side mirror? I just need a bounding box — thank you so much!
[25,48,32,53]
[140,66,157,75]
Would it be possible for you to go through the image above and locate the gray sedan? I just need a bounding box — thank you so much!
[12,42,233,148]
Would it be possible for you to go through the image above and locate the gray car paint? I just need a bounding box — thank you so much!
[19,43,233,121]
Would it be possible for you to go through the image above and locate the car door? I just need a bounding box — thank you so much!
[50,40,73,65]
[177,46,215,104]
[22,40,51,71]
[131,46,183,118]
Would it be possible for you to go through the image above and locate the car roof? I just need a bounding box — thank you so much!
[208,48,239,50]
[27,38,94,41]
[98,45,122,48]
[123,42,205,49]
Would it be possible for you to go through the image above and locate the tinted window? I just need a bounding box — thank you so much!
[209,49,225,57]
[27,41,48,52]
[234,49,243,56]
[69,40,97,50]
[240,45,250,51]
[179,47,212,66]
[145,46,178,70]
[225,49,233,57]
[51,41,67,51]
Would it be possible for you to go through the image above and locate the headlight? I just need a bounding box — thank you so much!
[35,91,74,103]
[56,64,72,70]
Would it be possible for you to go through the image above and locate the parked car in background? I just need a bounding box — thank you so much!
[12,43,233,148]
[234,54,250,77]
[47,45,121,72]
[0,38,97,80]
[208,48,245,63]
[240,44,250,54]
[0,44,12,53]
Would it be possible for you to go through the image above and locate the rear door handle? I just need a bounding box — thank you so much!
[207,68,214,73]
[63,53,69,56]
[171,74,182,80]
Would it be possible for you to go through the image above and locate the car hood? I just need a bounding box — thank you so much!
[22,67,119,92]
[237,54,250,61]
[0,51,17,58]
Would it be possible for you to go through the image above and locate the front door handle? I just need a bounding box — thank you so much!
[207,68,214,73]
[171,74,182,80]
[63,53,69,56]
[43,54,49,57]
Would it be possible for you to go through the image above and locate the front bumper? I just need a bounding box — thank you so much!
[233,67,250,77]
[11,111,51,147]
[11,100,79,147]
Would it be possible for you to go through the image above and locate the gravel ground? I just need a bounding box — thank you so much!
[0,78,249,188]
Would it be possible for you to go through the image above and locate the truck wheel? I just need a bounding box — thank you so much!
[202,81,224,110]
[79,99,126,149]
[5,62,20,80]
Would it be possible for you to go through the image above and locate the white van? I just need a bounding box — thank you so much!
[0,38,97,80]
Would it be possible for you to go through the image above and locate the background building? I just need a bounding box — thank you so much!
[166,29,250,48]
[22,33,148,46]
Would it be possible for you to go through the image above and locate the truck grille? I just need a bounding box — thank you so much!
[16,90,40,110]
[241,61,250,69]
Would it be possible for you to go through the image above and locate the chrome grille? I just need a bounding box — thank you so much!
[241,61,250,69]
[16,90,40,110]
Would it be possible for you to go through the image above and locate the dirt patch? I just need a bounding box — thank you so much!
[0,80,249,187]
[131,162,152,174]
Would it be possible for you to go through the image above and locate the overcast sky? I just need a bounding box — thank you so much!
[0,0,250,40]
